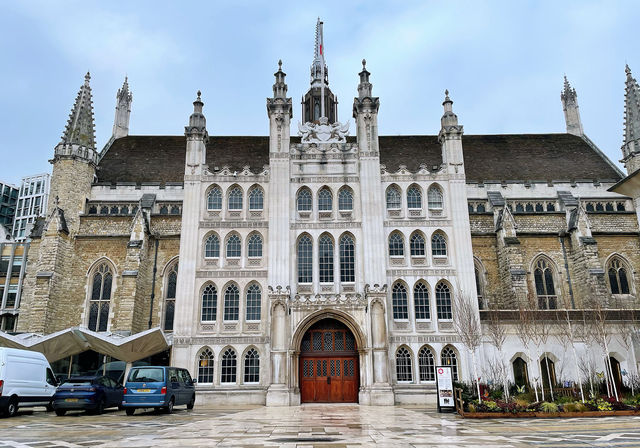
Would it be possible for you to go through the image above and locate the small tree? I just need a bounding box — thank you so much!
[485,304,510,400]
[516,305,539,402]
[584,293,618,400]
[553,309,585,402]
[619,302,639,396]
[452,287,482,402]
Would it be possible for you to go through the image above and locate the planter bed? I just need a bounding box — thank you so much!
[459,410,640,419]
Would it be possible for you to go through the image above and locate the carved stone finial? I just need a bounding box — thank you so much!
[196,90,201,101]
[362,59,366,69]
[278,59,282,69]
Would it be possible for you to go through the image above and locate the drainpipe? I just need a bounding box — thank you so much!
[148,238,159,329]
[558,231,576,309]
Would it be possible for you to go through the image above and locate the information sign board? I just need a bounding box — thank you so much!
[435,365,455,412]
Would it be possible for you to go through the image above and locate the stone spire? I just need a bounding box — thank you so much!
[560,76,583,136]
[268,60,293,117]
[185,90,207,139]
[622,65,640,173]
[440,90,461,131]
[54,72,98,164]
[353,59,379,117]
[310,17,328,89]
[438,90,465,174]
[112,76,133,139]
[357,59,372,99]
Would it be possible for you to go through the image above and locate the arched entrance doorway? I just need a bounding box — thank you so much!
[299,319,359,403]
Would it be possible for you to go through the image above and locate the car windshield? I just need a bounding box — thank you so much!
[128,368,164,383]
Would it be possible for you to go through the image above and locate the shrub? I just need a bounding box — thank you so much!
[485,400,499,411]
[514,398,529,408]
[574,402,587,412]
[540,402,558,413]
[515,390,537,403]
[562,402,578,412]
[555,395,573,405]
[489,388,504,401]
[467,403,476,413]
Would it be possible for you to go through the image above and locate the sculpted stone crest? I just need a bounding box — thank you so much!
[298,117,349,143]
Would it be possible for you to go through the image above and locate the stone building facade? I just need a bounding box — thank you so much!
[4,23,640,406]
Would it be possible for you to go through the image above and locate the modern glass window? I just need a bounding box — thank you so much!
[244,348,260,383]
[410,232,426,257]
[248,187,264,210]
[389,232,405,257]
[392,282,408,319]
[163,262,178,332]
[435,282,452,320]
[201,284,217,321]
[418,346,435,381]
[228,186,243,210]
[207,186,222,210]
[339,234,355,282]
[386,186,401,209]
[407,186,422,209]
[318,188,333,211]
[338,188,353,211]
[427,185,444,210]
[247,234,263,258]
[204,234,220,258]
[534,258,557,309]
[221,348,237,383]
[245,284,261,321]
[608,257,631,295]
[88,263,112,332]
[414,281,430,320]
[198,349,215,383]
[319,235,334,283]
[297,188,312,211]
[441,346,458,381]
[226,234,241,258]
[297,235,312,283]
[396,347,413,382]
[224,284,240,321]
[431,233,447,256]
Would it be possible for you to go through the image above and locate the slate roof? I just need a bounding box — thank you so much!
[96,133,622,184]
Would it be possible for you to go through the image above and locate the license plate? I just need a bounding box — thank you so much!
[65,398,79,402]
[137,389,151,392]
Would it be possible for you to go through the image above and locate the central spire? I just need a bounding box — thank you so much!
[310,18,328,90]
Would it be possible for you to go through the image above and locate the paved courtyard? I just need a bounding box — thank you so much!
[1,405,640,447]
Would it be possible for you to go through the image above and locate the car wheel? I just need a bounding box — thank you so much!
[55,409,67,416]
[125,408,135,416]
[46,401,54,412]
[186,395,195,410]
[165,398,174,414]
[6,397,18,417]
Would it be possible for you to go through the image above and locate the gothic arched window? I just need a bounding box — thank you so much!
[297,235,313,283]
[396,347,413,382]
[88,262,113,332]
[163,261,178,332]
[297,188,312,212]
[247,233,263,258]
[204,233,220,258]
[224,283,240,321]
[427,185,444,210]
[226,234,241,258]
[386,186,401,210]
[534,258,557,309]
[608,257,631,295]
[441,346,459,381]
[245,284,261,321]
[414,281,430,320]
[318,188,333,211]
[319,234,334,283]
[389,232,405,257]
[435,282,452,320]
[407,186,422,209]
[207,186,222,210]
[410,232,425,257]
[244,348,260,383]
[418,346,435,381]
[339,234,355,282]
[201,284,217,322]
[392,282,408,320]
[198,348,214,383]
[228,186,243,210]
[248,186,264,210]
[431,233,447,257]
[221,348,237,383]
[338,187,353,211]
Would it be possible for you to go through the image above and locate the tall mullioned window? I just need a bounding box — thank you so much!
[207,186,222,210]
[407,186,422,209]
[431,233,447,257]
[88,263,113,332]
[319,235,334,283]
[226,235,241,258]
[386,186,401,209]
[428,185,444,210]
[608,257,631,295]
[247,234,263,258]
[534,258,557,309]
[414,281,430,320]
[396,347,413,382]
[198,349,214,383]
[418,346,435,381]
[441,346,458,381]
[224,284,240,321]
[318,188,333,211]
[339,234,355,282]
[392,282,408,320]
[201,284,217,321]
[297,188,312,211]
[435,282,452,320]
[221,348,237,383]
[163,262,178,332]
[245,284,261,321]
[205,234,220,258]
[297,235,312,283]
[228,186,243,210]
[410,232,426,257]
[338,187,353,211]
[248,186,264,210]
[244,348,260,383]
[389,232,404,257]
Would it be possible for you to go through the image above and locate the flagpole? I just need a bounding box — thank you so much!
[320,20,325,120]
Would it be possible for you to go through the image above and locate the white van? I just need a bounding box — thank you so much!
[0,347,58,417]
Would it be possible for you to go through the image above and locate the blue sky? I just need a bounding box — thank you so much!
[0,1,637,185]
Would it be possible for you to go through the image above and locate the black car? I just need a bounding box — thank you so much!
[52,375,124,416]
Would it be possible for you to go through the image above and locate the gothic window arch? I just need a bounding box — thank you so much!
[228,186,243,210]
[392,282,409,320]
[389,232,405,257]
[163,260,178,332]
[474,258,486,309]
[427,185,444,210]
[204,233,220,258]
[431,232,447,257]
[386,185,401,210]
[223,283,240,321]
[396,346,413,382]
[297,234,313,283]
[220,348,237,383]
[441,346,459,381]
[318,187,333,211]
[608,256,632,295]
[247,233,263,258]
[88,262,114,332]
[245,283,261,321]
[243,347,260,383]
[197,348,215,384]
[410,231,426,257]
[226,234,241,258]
[435,281,452,320]
[533,257,558,309]
[201,283,217,322]
[406,185,422,209]
[319,234,334,283]
[248,185,264,210]
[414,281,430,320]
[338,187,353,211]
[339,233,355,283]
[418,345,436,381]
[207,185,222,210]
[297,188,312,212]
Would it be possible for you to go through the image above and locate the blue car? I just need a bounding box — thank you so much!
[122,366,196,415]
[53,375,124,416]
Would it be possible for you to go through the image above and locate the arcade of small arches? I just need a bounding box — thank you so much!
[196,346,261,385]
[387,229,449,265]
[206,184,265,213]
[385,183,445,216]
[394,344,459,383]
[390,280,453,321]
[202,231,264,264]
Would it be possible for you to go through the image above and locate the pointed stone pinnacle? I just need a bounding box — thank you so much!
[197,90,202,101]
[278,59,282,69]
[362,59,366,69]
